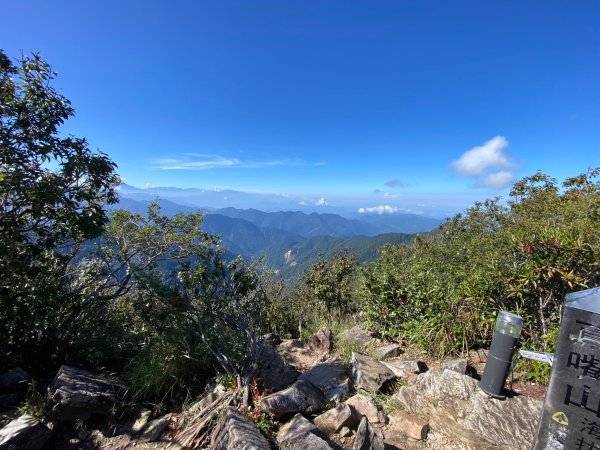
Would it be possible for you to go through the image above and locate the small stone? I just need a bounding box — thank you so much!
[140,413,171,442]
[345,394,380,424]
[386,410,429,440]
[131,407,151,434]
[372,344,403,360]
[314,403,358,435]
[383,360,421,378]
[339,426,352,437]
[277,413,333,450]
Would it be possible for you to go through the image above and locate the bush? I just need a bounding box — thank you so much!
[362,169,600,360]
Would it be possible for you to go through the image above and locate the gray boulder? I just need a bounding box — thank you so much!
[277,413,332,450]
[260,379,326,419]
[258,345,299,393]
[394,368,543,450]
[372,344,403,360]
[211,407,270,450]
[298,357,346,394]
[0,368,31,392]
[353,416,384,450]
[48,365,125,421]
[443,358,468,374]
[349,352,396,391]
[0,414,51,450]
[382,359,421,378]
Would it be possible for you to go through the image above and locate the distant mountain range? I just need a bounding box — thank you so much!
[113,185,442,280]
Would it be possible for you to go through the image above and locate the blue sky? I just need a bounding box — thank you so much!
[2,0,599,216]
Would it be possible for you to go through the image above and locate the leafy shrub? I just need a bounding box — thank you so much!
[362,169,600,363]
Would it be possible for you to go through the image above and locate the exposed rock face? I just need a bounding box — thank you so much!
[353,416,384,450]
[314,403,358,435]
[349,352,396,391]
[211,407,270,450]
[260,379,326,419]
[48,365,124,421]
[394,368,543,450]
[258,345,299,393]
[341,326,376,349]
[0,414,51,450]
[372,344,403,361]
[308,326,333,353]
[382,359,421,378]
[277,413,332,450]
[345,394,380,424]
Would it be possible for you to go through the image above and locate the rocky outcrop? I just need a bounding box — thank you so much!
[443,358,468,374]
[258,345,299,393]
[314,403,358,435]
[308,326,333,353]
[353,416,384,450]
[386,410,429,440]
[277,413,332,450]
[299,357,347,397]
[260,379,326,418]
[349,352,396,391]
[0,414,51,450]
[210,407,270,450]
[394,368,543,450]
[341,326,375,349]
[48,365,125,421]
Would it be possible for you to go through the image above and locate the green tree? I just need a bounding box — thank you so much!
[0,50,119,369]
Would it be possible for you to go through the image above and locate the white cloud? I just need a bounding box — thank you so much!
[452,136,515,176]
[314,161,327,166]
[383,192,398,199]
[358,205,399,214]
[152,154,291,170]
[316,197,328,206]
[475,171,516,189]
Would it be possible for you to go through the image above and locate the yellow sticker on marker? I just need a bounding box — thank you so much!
[552,411,568,426]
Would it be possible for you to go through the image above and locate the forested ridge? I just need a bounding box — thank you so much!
[1,50,599,447]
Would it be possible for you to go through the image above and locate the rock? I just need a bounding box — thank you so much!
[140,413,171,442]
[0,393,25,410]
[394,368,543,450]
[308,326,333,353]
[349,352,396,391]
[325,379,350,404]
[260,379,326,419]
[48,365,125,421]
[130,407,151,434]
[314,403,358,435]
[258,345,299,393]
[339,426,352,437]
[341,326,376,349]
[345,394,379,424]
[0,414,51,450]
[372,344,402,360]
[298,357,346,395]
[211,407,270,450]
[468,348,488,364]
[277,413,332,450]
[443,358,468,374]
[386,410,428,440]
[353,416,384,450]
[382,359,421,378]
[261,332,282,346]
[0,368,31,392]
